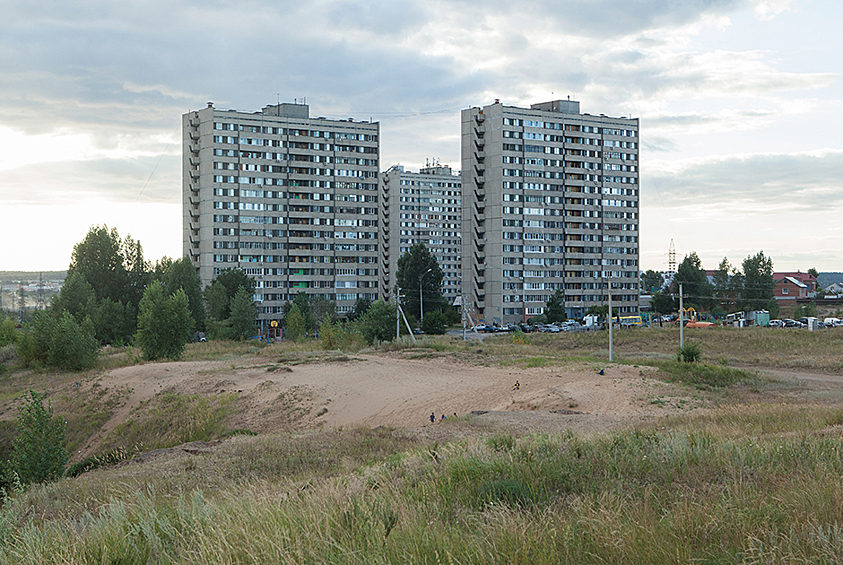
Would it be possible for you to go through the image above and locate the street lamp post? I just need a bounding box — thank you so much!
[419,268,433,323]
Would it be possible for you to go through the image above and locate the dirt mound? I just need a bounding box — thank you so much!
[74,351,693,457]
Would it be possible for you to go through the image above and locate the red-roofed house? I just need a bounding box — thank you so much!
[774,276,808,302]
[773,271,817,293]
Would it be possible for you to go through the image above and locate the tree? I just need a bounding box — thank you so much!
[9,390,68,485]
[48,310,99,371]
[640,270,664,294]
[395,243,444,320]
[51,271,95,323]
[229,287,257,340]
[741,251,775,311]
[284,304,306,342]
[357,300,398,345]
[420,310,447,335]
[16,309,98,370]
[204,269,256,322]
[544,289,566,323]
[651,290,677,316]
[68,225,128,304]
[135,283,193,360]
[347,296,372,322]
[157,257,205,331]
[674,252,713,310]
[808,267,819,279]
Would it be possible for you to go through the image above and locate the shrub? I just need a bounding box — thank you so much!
[0,318,17,347]
[356,300,397,345]
[420,310,447,335]
[677,342,702,363]
[9,390,68,485]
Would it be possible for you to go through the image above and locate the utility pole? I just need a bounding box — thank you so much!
[18,282,26,323]
[36,273,47,310]
[396,286,402,340]
[419,268,433,323]
[608,281,613,363]
[679,283,684,349]
[462,296,467,341]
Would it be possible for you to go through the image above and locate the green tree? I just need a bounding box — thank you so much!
[357,300,398,345]
[395,243,444,320]
[204,269,256,321]
[284,304,306,342]
[741,251,775,311]
[544,289,566,323]
[90,298,132,346]
[135,283,193,360]
[640,270,664,294]
[9,390,68,485]
[204,279,230,322]
[68,225,128,304]
[808,267,819,279]
[674,252,713,310]
[420,310,447,335]
[51,271,95,323]
[158,257,205,331]
[347,296,372,322]
[48,310,99,370]
[651,290,677,316]
[229,287,257,340]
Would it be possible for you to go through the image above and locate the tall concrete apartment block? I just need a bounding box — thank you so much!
[461,100,639,324]
[380,164,461,303]
[183,102,380,327]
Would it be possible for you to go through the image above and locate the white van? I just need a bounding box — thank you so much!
[824,318,841,327]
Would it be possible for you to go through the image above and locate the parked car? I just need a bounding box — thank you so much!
[783,319,804,328]
[768,319,785,328]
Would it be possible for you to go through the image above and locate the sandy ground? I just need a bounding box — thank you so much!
[76,352,698,456]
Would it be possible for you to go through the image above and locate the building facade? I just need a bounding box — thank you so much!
[183,102,380,327]
[380,164,461,303]
[461,100,639,324]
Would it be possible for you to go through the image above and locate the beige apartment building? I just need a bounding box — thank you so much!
[461,100,639,325]
[380,163,461,303]
[183,102,380,328]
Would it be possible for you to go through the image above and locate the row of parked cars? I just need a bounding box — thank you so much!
[473,321,586,334]
[768,317,843,328]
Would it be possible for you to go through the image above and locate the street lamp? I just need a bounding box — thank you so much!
[419,267,433,322]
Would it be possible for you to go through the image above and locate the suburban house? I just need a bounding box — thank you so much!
[773,271,817,294]
[774,276,808,301]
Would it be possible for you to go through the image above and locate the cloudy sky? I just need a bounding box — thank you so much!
[1,0,840,274]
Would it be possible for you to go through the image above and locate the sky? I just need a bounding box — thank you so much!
[0,0,840,274]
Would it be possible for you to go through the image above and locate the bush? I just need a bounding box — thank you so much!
[357,300,397,345]
[16,309,98,371]
[0,318,17,347]
[9,390,68,485]
[677,342,702,363]
[420,310,447,335]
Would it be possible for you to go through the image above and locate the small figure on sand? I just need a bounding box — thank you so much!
[441,414,447,421]
[430,412,436,424]
[512,380,520,391]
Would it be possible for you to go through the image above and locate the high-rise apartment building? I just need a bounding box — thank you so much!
[183,102,380,327]
[461,100,639,324]
[380,164,462,303]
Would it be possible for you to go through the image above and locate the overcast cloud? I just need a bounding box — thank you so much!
[0,0,840,273]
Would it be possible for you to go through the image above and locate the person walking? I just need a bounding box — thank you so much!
[430,412,436,424]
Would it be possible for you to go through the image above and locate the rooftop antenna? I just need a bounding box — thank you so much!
[276,93,280,105]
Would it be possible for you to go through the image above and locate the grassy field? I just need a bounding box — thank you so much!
[1,329,843,563]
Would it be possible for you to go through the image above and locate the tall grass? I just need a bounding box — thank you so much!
[6,421,843,563]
